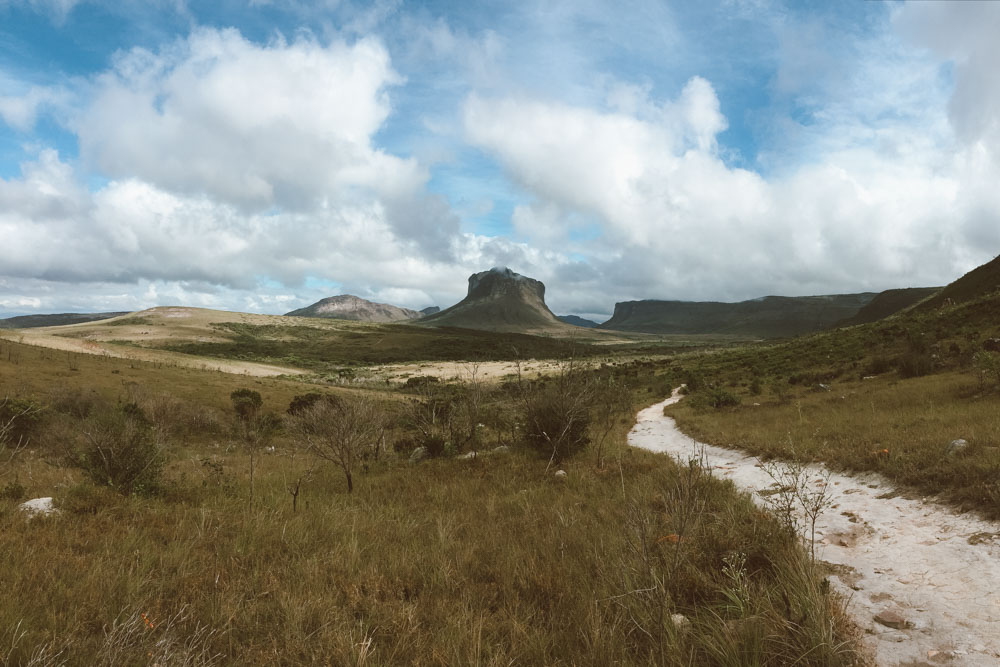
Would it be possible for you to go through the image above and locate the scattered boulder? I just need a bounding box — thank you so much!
[816,383,831,392]
[491,445,511,454]
[19,497,58,518]
[874,608,912,630]
[554,469,567,478]
[946,439,969,456]
[409,447,428,464]
[457,451,477,460]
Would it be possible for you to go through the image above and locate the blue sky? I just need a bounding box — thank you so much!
[1,0,998,320]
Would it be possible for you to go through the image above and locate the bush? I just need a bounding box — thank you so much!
[48,386,99,419]
[0,479,26,501]
[896,351,933,378]
[692,386,741,410]
[72,406,164,495]
[520,382,591,461]
[230,389,263,420]
[0,396,44,446]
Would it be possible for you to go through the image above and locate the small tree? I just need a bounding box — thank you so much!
[230,389,278,509]
[290,394,383,493]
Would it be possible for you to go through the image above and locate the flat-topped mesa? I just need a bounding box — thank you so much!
[466,267,545,301]
[418,266,569,333]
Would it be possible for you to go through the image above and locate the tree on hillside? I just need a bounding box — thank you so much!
[289,394,384,493]
[231,389,279,509]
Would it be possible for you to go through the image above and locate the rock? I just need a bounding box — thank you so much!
[457,451,477,460]
[670,613,690,632]
[817,383,831,392]
[874,608,912,630]
[491,445,510,454]
[946,438,969,455]
[19,497,58,518]
[409,446,428,464]
[554,469,567,478]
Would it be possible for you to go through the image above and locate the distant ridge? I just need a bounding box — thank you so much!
[0,312,129,329]
[557,315,599,328]
[599,294,878,339]
[420,306,440,316]
[418,267,572,333]
[286,295,420,322]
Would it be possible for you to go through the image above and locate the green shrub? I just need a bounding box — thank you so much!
[897,351,933,378]
[520,382,591,461]
[72,406,164,495]
[0,396,44,445]
[230,389,263,420]
[0,478,26,501]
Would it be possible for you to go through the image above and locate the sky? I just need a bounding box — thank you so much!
[1,0,999,321]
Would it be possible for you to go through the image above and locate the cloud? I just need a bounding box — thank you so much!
[463,70,994,304]
[75,28,458,253]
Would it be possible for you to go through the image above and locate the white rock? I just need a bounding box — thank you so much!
[19,497,58,518]
[554,469,567,478]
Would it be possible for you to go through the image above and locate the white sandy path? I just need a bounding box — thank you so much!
[629,390,1000,666]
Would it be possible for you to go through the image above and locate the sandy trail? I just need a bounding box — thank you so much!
[5,331,306,378]
[629,390,1000,666]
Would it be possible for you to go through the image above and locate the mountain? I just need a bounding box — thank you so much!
[835,287,940,327]
[0,312,129,329]
[420,306,441,316]
[558,315,599,328]
[916,254,1000,311]
[418,267,572,333]
[285,295,421,322]
[599,293,878,338]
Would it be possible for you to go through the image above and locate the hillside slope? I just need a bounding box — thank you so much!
[916,254,1000,311]
[0,312,128,329]
[600,293,877,338]
[835,287,940,326]
[285,295,420,322]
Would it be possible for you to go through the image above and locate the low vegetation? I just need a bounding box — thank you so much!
[0,337,861,665]
[665,290,1000,517]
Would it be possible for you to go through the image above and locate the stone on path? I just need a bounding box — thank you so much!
[874,608,912,630]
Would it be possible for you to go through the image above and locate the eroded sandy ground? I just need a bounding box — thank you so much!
[5,331,306,378]
[629,391,1000,666]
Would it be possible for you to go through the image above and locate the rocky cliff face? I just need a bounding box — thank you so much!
[285,295,421,323]
[417,267,568,332]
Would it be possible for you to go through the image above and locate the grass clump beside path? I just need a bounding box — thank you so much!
[670,371,1000,518]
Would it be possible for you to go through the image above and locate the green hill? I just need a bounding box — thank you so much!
[835,287,940,326]
[917,254,1000,311]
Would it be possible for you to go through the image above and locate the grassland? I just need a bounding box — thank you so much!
[662,290,1000,517]
[0,336,862,665]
